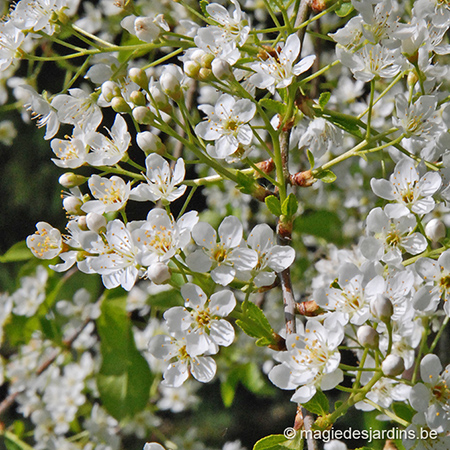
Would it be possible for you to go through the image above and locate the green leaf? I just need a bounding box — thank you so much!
[315,169,336,183]
[253,434,288,450]
[147,288,184,308]
[97,296,153,420]
[302,390,329,416]
[236,300,277,346]
[259,98,286,115]
[318,92,331,109]
[0,241,32,263]
[327,115,361,136]
[281,194,298,218]
[265,195,282,216]
[392,402,415,423]
[307,150,315,169]
[336,1,354,17]
[294,210,344,245]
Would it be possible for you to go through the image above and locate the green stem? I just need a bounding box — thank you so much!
[429,316,449,353]
[365,79,375,140]
[411,317,429,384]
[363,399,410,427]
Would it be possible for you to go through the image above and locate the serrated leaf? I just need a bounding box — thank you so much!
[281,194,298,218]
[236,301,277,346]
[336,1,354,17]
[200,0,209,16]
[318,92,331,109]
[307,150,315,169]
[253,434,288,450]
[97,297,153,420]
[302,390,329,416]
[260,98,286,115]
[265,195,282,216]
[0,241,32,263]
[316,169,336,183]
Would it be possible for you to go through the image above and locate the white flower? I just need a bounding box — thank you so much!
[130,154,186,204]
[409,354,450,433]
[393,94,441,140]
[360,207,427,266]
[249,34,315,94]
[370,159,441,218]
[50,129,88,168]
[121,14,168,43]
[0,21,23,71]
[11,266,48,317]
[82,175,131,214]
[148,334,216,387]
[269,319,344,403]
[85,114,131,166]
[414,250,450,315]
[247,224,295,287]
[27,222,63,260]
[88,220,140,291]
[206,0,250,46]
[195,94,256,158]
[164,283,236,354]
[186,216,258,286]
[133,209,198,268]
[51,88,102,133]
[336,44,405,82]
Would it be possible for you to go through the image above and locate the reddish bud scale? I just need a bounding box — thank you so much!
[254,158,275,175]
[296,300,324,316]
[291,170,316,187]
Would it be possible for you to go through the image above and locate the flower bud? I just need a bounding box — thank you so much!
[147,262,171,284]
[133,106,154,124]
[128,67,149,91]
[198,67,213,82]
[77,215,88,230]
[425,218,446,242]
[184,60,201,79]
[130,90,147,106]
[201,53,215,69]
[111,96,132,113]
[86,212,107,233]
[149,85,169,110]
[159,72,182,101]
[59,173,88,188]
[407,71,419,87]
[357,325,379,349]
[136,131,165,155]
[63,196,83,215]
[382,354,405,377]
[101,81,121,102]
[212,58,232,80]
[191,49,207,63]
[370,295,393,323]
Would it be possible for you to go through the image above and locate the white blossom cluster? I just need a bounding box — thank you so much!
[2,0,450,449]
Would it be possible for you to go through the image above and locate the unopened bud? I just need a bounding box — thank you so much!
[128,67,149,91]
[77,215,88,230]
[407,71,419,87]
[86,212,106,233]
[198,67,213,82]
[190,49,207,63]
[63,196,83,215]
[357,325,379,349]
[382,354,405,377]
[212,58,232,80]
[149,85,169,110]
[133,106,154,124]
[101,81,120,102]
[147,262,171,284]
[201,53,214,69]
[184,60,201,79]
[159,72,182,101]
[425,218,446,242]
[111,96,132,113]
[59,173,88,188]
[136,131,165,155]
[370,295,393,323]
[130,90,147,106]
